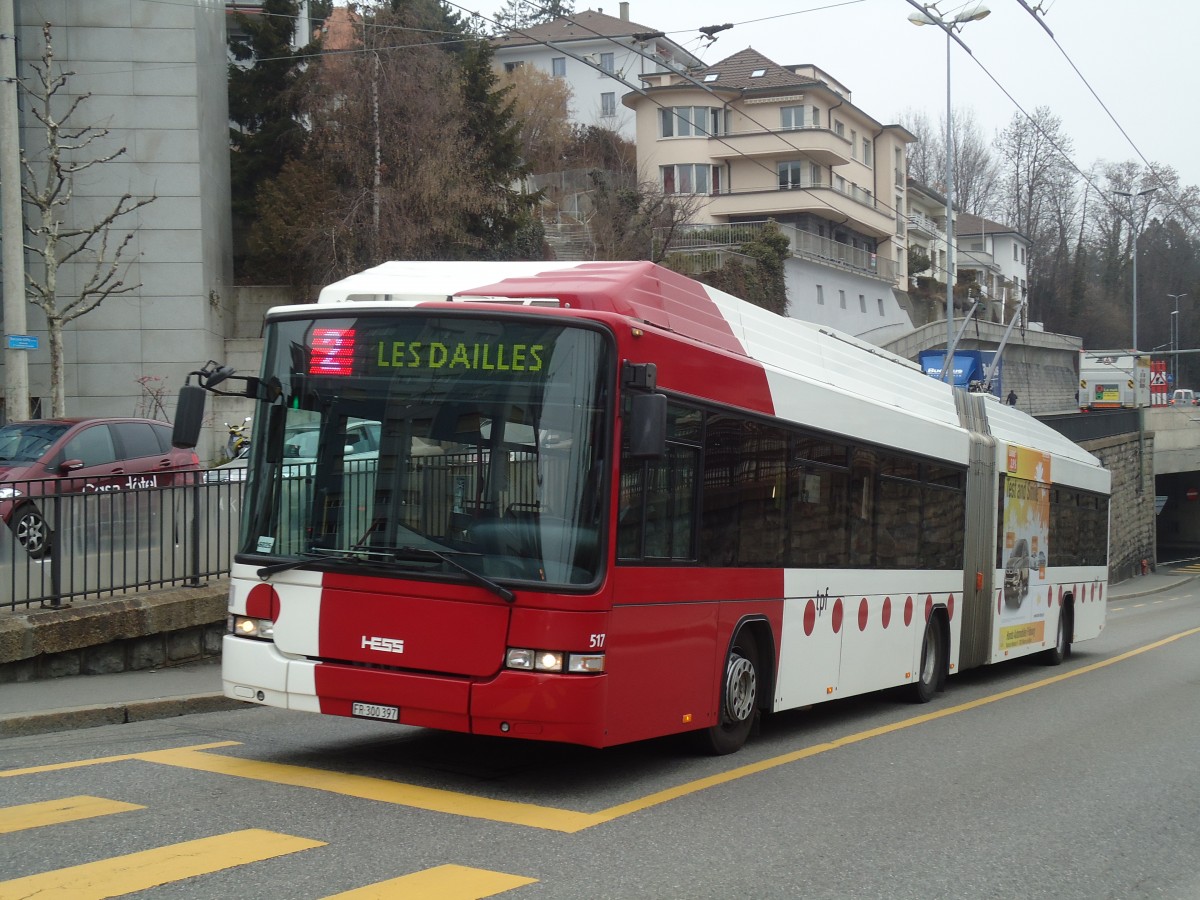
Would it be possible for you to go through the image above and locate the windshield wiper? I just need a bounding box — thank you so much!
[256,547,363,580]
[354,543,516,603]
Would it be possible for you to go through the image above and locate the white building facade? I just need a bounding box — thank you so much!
[491,4,703,142]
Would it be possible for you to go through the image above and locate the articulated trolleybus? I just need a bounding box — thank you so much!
[179,261,1109,754]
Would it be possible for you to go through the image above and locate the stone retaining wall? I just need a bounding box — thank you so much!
[0,582,228,683]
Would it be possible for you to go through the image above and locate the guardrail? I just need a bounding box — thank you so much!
[1,477,243,611]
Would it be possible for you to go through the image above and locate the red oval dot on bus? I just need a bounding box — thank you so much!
[905,596,914,626]
[947,595,955,620]
[832,598,844,634]
[803,599,816,637]
[858,597,869,631]
[997,590,1002,615]
[246,583,278,620]
[1047,587,1053,606]
[925,595,934,622]
[1099,584,1104,602]
[1057,586,1063,606]
[882,597,892,629]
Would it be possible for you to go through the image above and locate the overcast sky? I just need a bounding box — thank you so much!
[469,0,1200,192]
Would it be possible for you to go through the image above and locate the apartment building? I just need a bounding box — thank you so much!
[491,3,703,142]
[626,48,917,337]
[955,212,1029,327]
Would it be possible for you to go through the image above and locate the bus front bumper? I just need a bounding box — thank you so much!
[222,634,610,747]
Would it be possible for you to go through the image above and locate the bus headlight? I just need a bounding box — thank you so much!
[505,647,604,674]
[228,614,275,640]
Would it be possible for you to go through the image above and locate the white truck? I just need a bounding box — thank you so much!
[1079,351,1151,409]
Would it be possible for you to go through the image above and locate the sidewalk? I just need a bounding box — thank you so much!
[1,569,1196,740]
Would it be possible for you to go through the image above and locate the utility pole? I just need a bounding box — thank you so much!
[1,0,31,421]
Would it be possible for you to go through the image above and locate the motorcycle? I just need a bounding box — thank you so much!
[225,416,252,459]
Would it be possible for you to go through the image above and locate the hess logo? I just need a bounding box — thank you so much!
[361,635,405,654]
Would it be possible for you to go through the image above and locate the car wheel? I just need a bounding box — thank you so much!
[13,504,50,558]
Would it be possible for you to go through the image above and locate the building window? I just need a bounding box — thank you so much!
[817,285,825,305]
[1013,243,1018,261]
[600,52,615,73]
[836,175,846,192]
[751,68,766,78]
[851,129,858,158]
[551,57,566,76]
[660,106,723,138]
[863,140,873,166]
[780,105,805,130]
[662,164,713,195]
[601,92,615,117]
[878,298,885,316]
[503,61,524,73]
[839,289,847,309]
[858,294,866,312]
[778,161,809,189]
[1021,246,1026,264]
[811,163,822,185]
[834,119,845,137]
[812,106,820,127]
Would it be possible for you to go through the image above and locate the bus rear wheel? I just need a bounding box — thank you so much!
[1042,607,1071,665]
[698,632,759,755]
[909,615,944,703]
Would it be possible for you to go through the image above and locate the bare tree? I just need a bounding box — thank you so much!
[900,106,998,216]
[499,65,573,174]
[19,24,156,416]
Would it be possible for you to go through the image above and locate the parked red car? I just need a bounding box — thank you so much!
[0,417,200,557]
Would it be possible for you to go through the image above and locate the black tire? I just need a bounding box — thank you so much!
[12,504,50,558]
[698,632,760,755]
[909,615,944,703]
[1042,607,1071,665]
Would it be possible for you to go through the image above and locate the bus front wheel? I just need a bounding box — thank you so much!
[699,632,759,755]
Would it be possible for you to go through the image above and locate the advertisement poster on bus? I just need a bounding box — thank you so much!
[998,445,1051,652]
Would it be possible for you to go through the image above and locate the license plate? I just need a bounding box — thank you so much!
[352,701,399,721]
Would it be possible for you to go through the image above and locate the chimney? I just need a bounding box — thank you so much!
[620,2,629,20]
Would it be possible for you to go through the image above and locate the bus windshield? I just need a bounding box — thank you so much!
[240,313,611,588]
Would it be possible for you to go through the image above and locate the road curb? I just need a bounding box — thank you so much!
[0,693,250,739]
[1108,572,1200,602]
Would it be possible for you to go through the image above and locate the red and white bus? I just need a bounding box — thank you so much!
[182,261,1109,754]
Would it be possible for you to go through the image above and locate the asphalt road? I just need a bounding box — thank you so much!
[2,583,1198,899]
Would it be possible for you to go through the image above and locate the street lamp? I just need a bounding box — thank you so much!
[1168,292,1189,387]
[908,1,991,382]
[1112,187,1157,350]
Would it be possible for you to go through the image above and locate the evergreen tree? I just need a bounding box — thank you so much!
[493,0,575,33]
[458,37,536,251]
[228,0,313,265]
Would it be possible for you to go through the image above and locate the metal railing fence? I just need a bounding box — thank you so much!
[1,477,243,611]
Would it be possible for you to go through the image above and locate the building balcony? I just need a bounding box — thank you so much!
[704,184,895,239]
[706,126,852,167]
[959,249,998,273]
[661,220,897,284]
[906,211,944,239]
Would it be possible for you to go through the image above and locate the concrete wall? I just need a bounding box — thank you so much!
[3,0,231,420]
[1084,431,1157,582]
[884,319,1082,416]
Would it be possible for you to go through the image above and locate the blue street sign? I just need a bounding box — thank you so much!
[6,335,38,350]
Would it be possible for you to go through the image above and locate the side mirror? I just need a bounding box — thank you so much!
[59,458,84,475]
[172,384,207,449]
[627,393,667,459]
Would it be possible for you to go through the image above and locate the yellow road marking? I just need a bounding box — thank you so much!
[4,629,1198,834]
[324,865,537,899]
[133,747,596,833]
[0,741,239,778]
[0,828,324,899]
[0,796,144,834]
